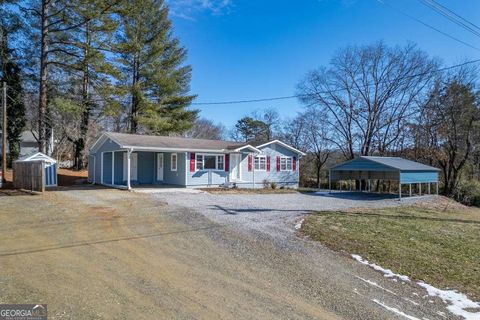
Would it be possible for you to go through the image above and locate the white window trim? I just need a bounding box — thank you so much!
[195,154,225,171]
[254,155,267,171]
[280,156,293,171]
[171,153,178,171]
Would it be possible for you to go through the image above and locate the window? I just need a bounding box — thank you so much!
[254,156,266,171]
[171,153,177,171]
[280,157,292,171]
[195,154,225,171]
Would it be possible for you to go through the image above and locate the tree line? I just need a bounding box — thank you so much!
[1,0,197,169]
[228,43,480,200]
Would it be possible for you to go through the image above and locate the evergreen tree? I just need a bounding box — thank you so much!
[115,0,197,134]
[0,16,26,166]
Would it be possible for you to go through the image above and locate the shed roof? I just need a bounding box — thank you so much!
[331,156,440,172]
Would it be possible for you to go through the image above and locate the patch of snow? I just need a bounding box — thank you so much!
[372,299,422,320]
[351,254,410,282]
[355,276,397,295]
[417,281,480,320]
[352,254,480,320]
[403,298,420,306]
[294,219,304,230]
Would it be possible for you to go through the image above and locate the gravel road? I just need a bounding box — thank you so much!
[150,190,459,320]
[0,187,458,319]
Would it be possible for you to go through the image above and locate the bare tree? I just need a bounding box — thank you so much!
[420,78,479,195]
[184,118,225,140]
[297,42,438,159]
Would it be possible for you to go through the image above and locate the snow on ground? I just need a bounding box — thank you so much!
[417,282,480,320]
[351,254,410,282]
[372,299,422,320]
[294,219,304,230]
[352,254,480,320]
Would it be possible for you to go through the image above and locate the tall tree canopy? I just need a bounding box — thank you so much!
[297,42,438,159]
[115,0,197,134]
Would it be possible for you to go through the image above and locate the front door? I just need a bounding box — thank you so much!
[157,153,164,181]
[230,154,241,181]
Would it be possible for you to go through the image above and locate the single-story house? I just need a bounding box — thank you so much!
[88,132,305,189]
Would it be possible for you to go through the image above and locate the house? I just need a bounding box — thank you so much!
[88,132,305,189]
[0,130,54,158]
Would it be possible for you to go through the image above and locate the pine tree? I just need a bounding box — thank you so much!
[0,25,26,166]
[115,0,197,134]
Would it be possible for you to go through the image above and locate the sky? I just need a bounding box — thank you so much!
[167,0,480,128]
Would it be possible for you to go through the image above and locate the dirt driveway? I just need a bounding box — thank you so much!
[0,187,457,319]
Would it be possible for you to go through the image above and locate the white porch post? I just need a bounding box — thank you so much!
[127,149,132,190]
[252,153,256,189]
[111,151,115,185]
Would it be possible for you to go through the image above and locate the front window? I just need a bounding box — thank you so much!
[254,156,266,171]
[195,154,225,171]
[280,157,292,171]
[204,155,216,169]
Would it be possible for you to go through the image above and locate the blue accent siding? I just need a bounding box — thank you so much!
[400,171,438,184]
[137,152,154,184]
[162,152,187,186]
[114,152,124,185]
[103,152,112,184]
[332,158,396,172]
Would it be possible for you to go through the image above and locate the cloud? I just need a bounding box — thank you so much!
[168,0,233,20]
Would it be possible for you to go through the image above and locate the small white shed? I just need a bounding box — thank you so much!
[18,152,58,187]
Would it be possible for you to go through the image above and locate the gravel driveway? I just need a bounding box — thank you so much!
[149,190,457,320]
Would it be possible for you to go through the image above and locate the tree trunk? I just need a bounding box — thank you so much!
[130,55,139,133]
[38,0,49,154]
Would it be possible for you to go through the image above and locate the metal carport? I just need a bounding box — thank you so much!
[329,156,440,199]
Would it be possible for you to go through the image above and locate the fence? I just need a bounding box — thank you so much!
[13,160,45,192]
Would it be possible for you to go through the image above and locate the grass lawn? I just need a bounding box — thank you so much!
[302,198,480,301]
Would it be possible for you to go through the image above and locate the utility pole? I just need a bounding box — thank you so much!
[2,81,6,185]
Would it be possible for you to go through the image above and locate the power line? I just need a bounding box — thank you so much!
[376,0,480,52]
[417,0,480,38]
[191,59,480,106]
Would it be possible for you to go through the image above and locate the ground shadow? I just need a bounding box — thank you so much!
[212,205,313,216]
[316,211,480,225]
[301,191,408,201]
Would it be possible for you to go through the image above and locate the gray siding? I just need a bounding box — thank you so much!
[161,152,187,186]
[186,152,228,186]
[90,138,121,184]
[186,144,301,188]
[237,144,300,188]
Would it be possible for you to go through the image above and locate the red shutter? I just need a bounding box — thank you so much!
[293,157,297,171]
[248,155,253,172]
[276,156,281,171]
[266,156,271,172]
[190,153,196,172]
[225,154,229,172]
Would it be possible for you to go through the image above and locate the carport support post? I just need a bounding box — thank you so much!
[436,181,439,195]
[418,183,422,196]
[328,170,331,193]
[398,182,402,200]
[428,183,431,194]
[409,184,412,197]
[126,149,132,190]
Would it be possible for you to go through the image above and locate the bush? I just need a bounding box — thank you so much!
[453,179,480,207]
[270,182,277,190]
[263,179,270,189]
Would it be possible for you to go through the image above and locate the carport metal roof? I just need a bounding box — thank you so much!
[330,156,440,172]
[328,156,440,199]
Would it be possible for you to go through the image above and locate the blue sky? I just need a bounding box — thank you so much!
[168,0,480,128]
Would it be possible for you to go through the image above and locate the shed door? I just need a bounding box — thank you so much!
[123,153,138,181]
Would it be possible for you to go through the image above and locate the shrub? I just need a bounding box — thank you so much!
[263,179,270,189]
[270,182,277,189]
[452,179,480,207]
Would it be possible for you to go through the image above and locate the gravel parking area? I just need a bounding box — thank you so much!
[0,187,456,319]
